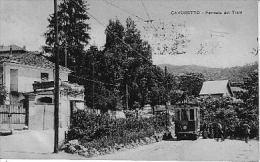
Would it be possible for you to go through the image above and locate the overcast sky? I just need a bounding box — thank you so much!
[0,0,258,68]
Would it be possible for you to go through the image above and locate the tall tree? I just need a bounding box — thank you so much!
[178,73,205,96]
[44,0,91,69]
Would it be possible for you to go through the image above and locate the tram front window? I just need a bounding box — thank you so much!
[190,109,195,121]
[181,109,189,121]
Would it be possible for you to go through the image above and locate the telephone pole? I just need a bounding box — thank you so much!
[165,66,169,129]
[54,0,60,153]
[126,84,128,110]
[92,52,95,113]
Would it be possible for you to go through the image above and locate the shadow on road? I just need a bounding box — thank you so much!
[4,151,51,155]
[163,138,180,141]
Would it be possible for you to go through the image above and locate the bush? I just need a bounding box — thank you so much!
[199,96,259,139]
[67,110,167,152]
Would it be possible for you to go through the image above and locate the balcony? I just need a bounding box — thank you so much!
[33,81,54,90]
[33,81,84,95]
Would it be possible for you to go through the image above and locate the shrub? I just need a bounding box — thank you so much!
[67,110,167,151]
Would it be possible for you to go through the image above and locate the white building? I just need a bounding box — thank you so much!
[0,45,84,140]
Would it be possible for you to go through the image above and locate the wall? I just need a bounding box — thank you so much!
[3,62,69,93]
[28,91,71,130]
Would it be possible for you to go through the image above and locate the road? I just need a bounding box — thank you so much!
[1,130,259,160]
[91,138,259,161]
[0,130,86,159]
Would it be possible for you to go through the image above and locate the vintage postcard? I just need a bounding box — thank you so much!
[0,0,258,161]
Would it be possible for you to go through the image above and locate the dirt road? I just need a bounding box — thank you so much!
[0,130,85,159]
[1,130,258,160]
[91,138,259,161]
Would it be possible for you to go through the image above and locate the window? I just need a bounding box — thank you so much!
[190,109,195,121]
[176,109,180,121]
[181,109,189,121]
[41,73,49,81]
[37,97,52,104]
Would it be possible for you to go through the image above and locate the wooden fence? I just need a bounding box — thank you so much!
[0,105,26,124]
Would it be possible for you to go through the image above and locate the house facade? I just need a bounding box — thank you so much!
[0,45,84,141]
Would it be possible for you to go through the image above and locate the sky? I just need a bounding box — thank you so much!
[0,0,258,68]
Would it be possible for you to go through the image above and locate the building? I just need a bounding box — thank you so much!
[199,80,233,98]
[0,45,84,139]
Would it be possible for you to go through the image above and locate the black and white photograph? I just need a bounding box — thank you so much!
[0,0,259,161]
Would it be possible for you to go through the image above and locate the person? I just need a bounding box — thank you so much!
[213,122,223,142]
[202,122,208,139]
[242,121,251,143]
[228,124,235,140]
[208,123,214,139]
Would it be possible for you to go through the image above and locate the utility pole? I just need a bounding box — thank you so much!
[126,84,128,110]
[65,42,67,68]
[165,66,168,130]
[54,0,60,153]
[92,53,95,113]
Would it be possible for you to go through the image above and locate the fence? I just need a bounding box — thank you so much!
[0,105,26,124]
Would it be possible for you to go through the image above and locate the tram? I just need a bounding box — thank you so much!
[174,103,200,140]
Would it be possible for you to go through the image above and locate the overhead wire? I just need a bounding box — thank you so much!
[102,0,146,22]
[86,12,153,65]
[72,0,153,65]
[69,73,119,86]
[139,0,156,29]
[63,1,162,87]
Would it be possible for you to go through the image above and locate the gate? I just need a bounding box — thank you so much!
[32,104,54,130]
[0,105,26,125]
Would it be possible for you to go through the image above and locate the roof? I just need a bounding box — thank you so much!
[0,52,71,72]
[0,44,26,53]
[199,80,233,96]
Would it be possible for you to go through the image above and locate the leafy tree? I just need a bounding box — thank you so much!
[0,84,7,105]
[178,72,205,96]
[43,0,91,69]
[238,69,259,122]
[103,17,154,109]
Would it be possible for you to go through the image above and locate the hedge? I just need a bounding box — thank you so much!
[67,110,168,151]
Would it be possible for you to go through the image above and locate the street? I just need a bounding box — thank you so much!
[0,130,85,159]
[1,130,259,161]
[91,138,259,161]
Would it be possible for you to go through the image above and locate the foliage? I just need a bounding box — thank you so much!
[199,96,258,138]
[67,110,167,149]
[0,84,7,105]
[240,70,258,107]
[43,0,91,69]
[68,17,179,111]
[178,72,205,96]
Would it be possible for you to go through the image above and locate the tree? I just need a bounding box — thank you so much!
[103,17,155,109]
[237,70,259,122]
[178,73,205,96]
[0,84,7,105]
[43,0,91,69]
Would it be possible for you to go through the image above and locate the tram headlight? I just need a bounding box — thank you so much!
[183,126,187,130]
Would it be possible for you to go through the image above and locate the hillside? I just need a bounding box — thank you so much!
[158,62,258,82]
